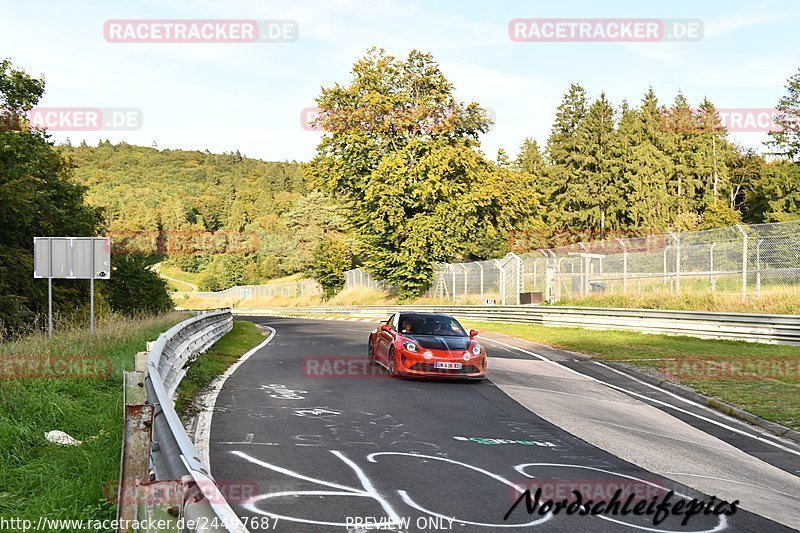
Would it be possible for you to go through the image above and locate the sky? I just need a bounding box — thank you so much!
[1,0,799,162]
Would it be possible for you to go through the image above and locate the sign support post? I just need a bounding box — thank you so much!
[90,239,95,335]
[48,238,53,339]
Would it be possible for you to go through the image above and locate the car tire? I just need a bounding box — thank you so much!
[368,338,375,365]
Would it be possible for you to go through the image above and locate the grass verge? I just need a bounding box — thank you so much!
[462,320,800,431]
[0,312,187,527]
[174,321,266,416]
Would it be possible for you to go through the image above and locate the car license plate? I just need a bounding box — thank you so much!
[434,362,462,370]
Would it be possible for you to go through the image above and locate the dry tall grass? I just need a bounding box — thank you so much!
[562,287,800,315]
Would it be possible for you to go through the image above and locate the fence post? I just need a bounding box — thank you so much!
[475,262,484,296]
[516,254,523,305]
[669,232,680,296]
[663,245,671,287]
[756,238,764,298]
[709,243,716,292]
[616,238,628,294]
[736,225,748,302]
[494,259,505,305]
[578,243,589,296]
[462,264,469,297]
[451,265,457,302]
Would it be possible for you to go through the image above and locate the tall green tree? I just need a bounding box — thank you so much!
[308,235,353,298]
[693,98,732,203]
[0,59,103,335]
[768,68,800,161]
[664,92,702,212]
[307,48,515,298]
[572,92,619,237]
[545,83,587,230]
[622,89,675,233]
[746,161,800,222]
[514,138,543,176]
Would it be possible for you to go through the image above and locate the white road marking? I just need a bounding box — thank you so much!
[480,336,800,457]
[195,326,277,472]
[367,452,552,528]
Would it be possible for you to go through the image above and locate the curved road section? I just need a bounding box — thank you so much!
[208,317,799,532]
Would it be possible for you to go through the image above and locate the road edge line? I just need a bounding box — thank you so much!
[194,324,277,473]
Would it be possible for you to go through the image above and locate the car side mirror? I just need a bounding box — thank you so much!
[469,329,479,338]
[381,324,391,333]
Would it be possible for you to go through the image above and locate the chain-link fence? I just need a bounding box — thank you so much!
[343,220,800,305]
[174,280,322,306]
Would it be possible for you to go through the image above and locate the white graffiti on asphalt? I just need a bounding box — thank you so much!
[261,383,307,400]
[231,450,731,531]
[232,449,550,528]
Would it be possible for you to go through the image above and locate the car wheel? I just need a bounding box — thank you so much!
[368,338,375,365]
[388,347,397,377]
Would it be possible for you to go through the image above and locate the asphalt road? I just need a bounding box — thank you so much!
[209,317,793,533]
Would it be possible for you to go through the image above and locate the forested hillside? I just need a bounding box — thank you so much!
[59,142,348,290]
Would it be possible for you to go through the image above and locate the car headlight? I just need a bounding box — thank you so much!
[471,344,482,355]
[403,341,418,352]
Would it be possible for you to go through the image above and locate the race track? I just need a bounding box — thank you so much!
[208,317,793,533]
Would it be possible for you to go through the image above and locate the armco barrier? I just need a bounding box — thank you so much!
[118,310,247,532]
[233,305,800,346]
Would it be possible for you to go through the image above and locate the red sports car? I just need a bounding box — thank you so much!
[368,312,486,380]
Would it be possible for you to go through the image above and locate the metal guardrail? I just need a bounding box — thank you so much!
[119,310,247,532]
[234,305,800,346]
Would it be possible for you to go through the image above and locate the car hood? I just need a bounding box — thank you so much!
[405,334,470,351]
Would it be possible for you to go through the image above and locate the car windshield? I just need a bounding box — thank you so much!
[399,315,466,336]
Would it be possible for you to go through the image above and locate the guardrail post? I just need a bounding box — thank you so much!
[736,225,748,302]
[118,370,153,532]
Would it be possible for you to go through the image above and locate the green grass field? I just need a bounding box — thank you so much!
[0,313,186,527]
